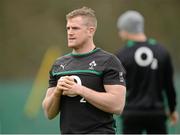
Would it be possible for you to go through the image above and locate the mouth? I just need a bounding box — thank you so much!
[68,37,76,41]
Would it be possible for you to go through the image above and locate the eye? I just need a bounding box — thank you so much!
[66,27,70,30]
[72,27,80,30]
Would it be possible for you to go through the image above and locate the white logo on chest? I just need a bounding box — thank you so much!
[89,60,97,69]
[60,64,65,70]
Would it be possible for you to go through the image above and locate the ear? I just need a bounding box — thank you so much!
[119,31,128,40]
[88,27,96,36]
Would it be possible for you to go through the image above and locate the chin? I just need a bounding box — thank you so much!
[68,44,75,48]
[68,44,80,49]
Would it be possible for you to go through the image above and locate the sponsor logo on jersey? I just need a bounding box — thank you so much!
[134,47,158,69]
[119,72,124,83]
[60,64,65,70]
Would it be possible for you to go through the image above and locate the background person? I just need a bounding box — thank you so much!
[115,10,178,134]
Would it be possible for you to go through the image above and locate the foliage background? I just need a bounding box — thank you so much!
[0,0,179,133]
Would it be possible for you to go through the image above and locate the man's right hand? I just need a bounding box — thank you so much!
[54,77,65,97]
[169,111,179,126]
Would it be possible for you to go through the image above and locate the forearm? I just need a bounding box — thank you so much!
[42,87,62,119]
[165,84,176,113]
[164,57,177,113]
[79,85,126,114]
[59,76,126,114]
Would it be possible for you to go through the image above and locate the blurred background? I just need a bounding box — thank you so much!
[0,0,179,134]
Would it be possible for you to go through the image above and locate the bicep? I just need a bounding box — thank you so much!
[104,85,126,97]
[104,84,126,114]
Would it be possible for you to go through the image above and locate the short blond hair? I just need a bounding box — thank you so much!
[66,6,97,28]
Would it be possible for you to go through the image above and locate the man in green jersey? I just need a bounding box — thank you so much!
[42,7,126,134]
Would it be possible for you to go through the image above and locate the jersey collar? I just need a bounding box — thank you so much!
[126,38,157,47]
[69,48,101,57]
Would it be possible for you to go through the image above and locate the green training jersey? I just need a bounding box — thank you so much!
[49,48,126,134]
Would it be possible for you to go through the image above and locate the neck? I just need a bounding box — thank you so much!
[126,33,147,42]
[72,42,96,54]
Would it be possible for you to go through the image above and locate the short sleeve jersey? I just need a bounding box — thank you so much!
[48,48,126,134]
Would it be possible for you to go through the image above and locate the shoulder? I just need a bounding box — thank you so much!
[53,53,72,65]
[98,48,120,61]
[98,49,114,57]
[150,40,170,56]
[98,49,123,68]
[115,44,133,57]
[146,39,172,63]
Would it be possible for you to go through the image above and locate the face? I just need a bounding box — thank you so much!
[66,16,92,49]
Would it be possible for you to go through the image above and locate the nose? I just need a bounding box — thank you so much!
[67,28,74,35]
